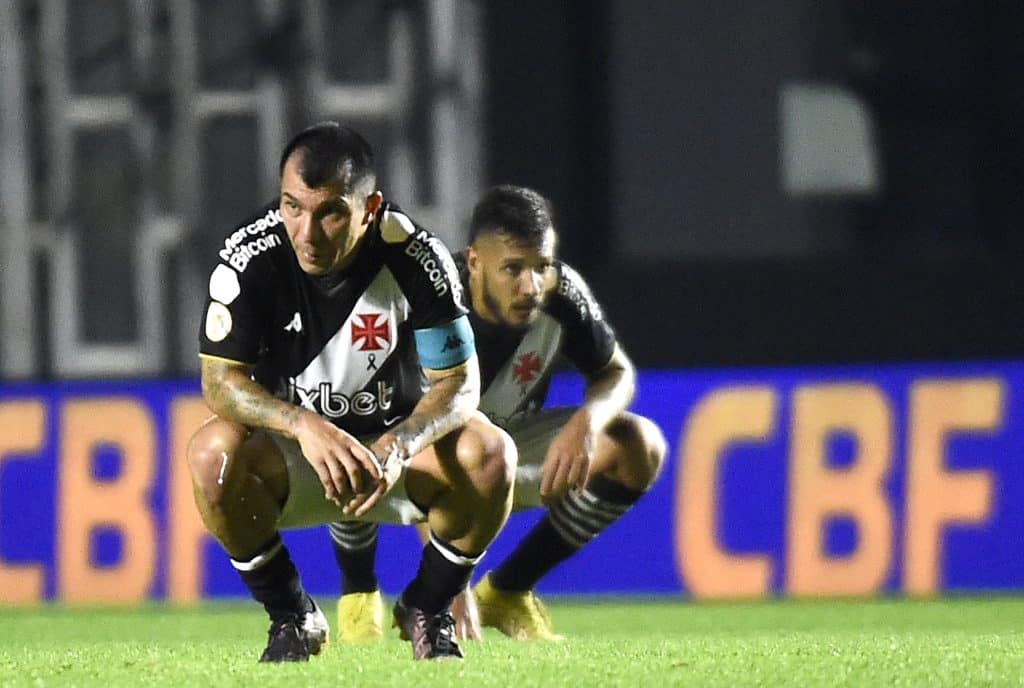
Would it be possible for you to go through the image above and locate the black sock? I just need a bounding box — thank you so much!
[231,534,312,621]
[329,521,380,594]
[489,519,575,593]
[491,474,644,592]
[401,534,483,615]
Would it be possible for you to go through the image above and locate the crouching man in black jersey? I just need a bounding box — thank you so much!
[330,185,667,642]
[187,123,514,662]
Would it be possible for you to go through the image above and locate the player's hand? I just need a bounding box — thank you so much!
[292,411,382,506]
[451,586,483,641]
[541,408,594,504]
[340,433,407,517]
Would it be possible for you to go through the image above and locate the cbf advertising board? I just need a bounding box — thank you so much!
[1,361,1021,604]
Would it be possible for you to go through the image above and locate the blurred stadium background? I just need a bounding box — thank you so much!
[1,0,1023,606]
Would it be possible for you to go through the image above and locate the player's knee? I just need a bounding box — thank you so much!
[455,418,516,497]
[187,441,228,508]
[609,413,667,490]
[186,424,244,509]
[638,415,668,484]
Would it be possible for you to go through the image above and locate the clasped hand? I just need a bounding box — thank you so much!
[293,413,404,517]
[540,408,595,504]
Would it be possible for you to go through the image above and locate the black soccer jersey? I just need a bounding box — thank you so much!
[199,201,473,437]
[456,254,617,427]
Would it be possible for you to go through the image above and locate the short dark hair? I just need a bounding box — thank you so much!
[468,184,555,245]
[278,122,376,193]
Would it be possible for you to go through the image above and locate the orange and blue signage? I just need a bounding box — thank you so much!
[0,361,1021,604]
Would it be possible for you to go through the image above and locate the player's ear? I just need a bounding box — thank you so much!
[362,191,383,224]
[466,245,480,274]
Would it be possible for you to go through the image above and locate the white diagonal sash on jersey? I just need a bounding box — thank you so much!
[479,312,563,424]
[291,267,410,411]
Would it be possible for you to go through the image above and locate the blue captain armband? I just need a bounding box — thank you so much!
[414,315,475,370]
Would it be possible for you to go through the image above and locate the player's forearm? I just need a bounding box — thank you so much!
[201,359,305,438]
[386,360,480,459]
[581,348,635,431]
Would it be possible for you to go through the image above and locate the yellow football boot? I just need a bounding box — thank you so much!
[473,574,565,642]
[336,590,385,643]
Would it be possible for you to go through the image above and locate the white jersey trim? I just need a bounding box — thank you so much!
[478,312,563,426]
[290,267,411,420]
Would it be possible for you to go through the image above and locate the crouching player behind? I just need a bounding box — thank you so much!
[188,122,514,662]
[330,184,667,641]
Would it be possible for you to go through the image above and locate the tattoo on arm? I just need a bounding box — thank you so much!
[201,358,303,437]
[387,358,479,459]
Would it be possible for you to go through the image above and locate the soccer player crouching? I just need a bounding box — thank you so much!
[330,184,667,641]
[188,123,515,661]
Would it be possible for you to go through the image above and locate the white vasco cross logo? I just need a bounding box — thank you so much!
[284,312,303,333]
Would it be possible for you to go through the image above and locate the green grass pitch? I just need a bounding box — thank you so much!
[2,597,1023,687]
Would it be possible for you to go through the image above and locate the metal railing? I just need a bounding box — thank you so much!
[0,0,484,379]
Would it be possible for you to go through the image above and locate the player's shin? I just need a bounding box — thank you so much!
[232,533,329,661]
[393,533,486,660]
[401,531,485,615]
[490,474,644,592]
[329,520,380,593]
[230,533,313,620]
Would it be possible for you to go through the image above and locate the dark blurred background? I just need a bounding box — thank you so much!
[2,0,1023,380]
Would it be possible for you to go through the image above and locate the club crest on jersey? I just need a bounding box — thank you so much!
[512,351,542,387]
[351,313,390,351]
